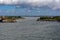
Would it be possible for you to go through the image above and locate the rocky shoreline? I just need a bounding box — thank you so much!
[0,16,24,23]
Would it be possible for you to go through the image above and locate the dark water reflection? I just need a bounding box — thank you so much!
[0,21,60,40]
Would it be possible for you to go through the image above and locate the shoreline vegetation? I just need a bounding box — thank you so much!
[0,16,24,22]
[37,16,60,22]
[0,16,60,22]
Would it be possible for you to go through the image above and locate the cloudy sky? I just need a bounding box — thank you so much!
[0,0,60,16]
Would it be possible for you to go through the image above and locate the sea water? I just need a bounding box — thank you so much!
[0,17,60,40]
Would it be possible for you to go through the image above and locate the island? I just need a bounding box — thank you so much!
[0,16,24,22]
[37,16,60,22]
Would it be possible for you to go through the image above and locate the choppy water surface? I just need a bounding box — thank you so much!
[0,17,60,40]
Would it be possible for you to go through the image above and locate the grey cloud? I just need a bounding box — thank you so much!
[0,0,60,9]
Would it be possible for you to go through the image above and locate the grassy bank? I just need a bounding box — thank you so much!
[37,16,60,21]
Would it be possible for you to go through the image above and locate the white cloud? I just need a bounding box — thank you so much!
[0,0,60,9]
